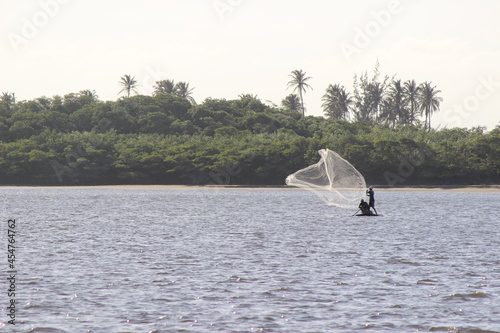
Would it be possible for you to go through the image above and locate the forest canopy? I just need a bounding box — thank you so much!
[0,71,499,186]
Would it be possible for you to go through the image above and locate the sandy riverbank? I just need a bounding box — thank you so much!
[1,184,499,192]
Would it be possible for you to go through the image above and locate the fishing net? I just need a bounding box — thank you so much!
[285,149,366,209]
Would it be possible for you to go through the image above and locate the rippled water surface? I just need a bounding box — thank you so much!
[1,188,499,333]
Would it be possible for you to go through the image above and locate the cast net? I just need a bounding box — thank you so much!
[285,149,366,209]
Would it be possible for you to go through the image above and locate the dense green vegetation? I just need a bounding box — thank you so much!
[0,87,498,186]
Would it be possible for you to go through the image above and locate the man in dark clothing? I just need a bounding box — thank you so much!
[366,186,377,215]
[358,199,371,215]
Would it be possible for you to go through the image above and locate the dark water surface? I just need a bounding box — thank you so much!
[1,188,499,332]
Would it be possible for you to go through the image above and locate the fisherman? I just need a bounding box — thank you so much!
[366,186,377,215]
[358,199,371,215]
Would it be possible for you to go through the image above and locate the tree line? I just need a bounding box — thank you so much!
[113,62,443,130]
[0,83,498,186]
[283,62,443,130]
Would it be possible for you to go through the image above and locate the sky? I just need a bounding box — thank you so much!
[1,0,500,130]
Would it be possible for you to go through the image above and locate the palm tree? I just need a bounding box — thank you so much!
[381,79,406,126]
[287,69,312,116]
[173,82,193,98]
[118,74,138,98]
[281,94,301,113]
[418,82,443,130]
[79,89,99,100]
[153,79,176,95]
[403,80,420,125]
[174,81,196,105]
[322,84,352,120]
[238,94,259,99]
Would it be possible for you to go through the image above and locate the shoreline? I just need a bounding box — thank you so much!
[1,184,499,192]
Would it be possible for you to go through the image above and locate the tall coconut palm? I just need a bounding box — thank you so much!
[418,82,442,130]
[118,74,138,98]
[322,84,352,120]
[281,94,301,113]
[174,82,194,98]
[238,94,259,100]
[79,89,99,100]
[381,79,406,126]
[403,80,420,125]
[287,69,312,116]
[153,79,176,95]
[355,81,385,122]
[174,81,196,105]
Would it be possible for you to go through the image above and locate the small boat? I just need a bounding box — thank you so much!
[356,212,380,216]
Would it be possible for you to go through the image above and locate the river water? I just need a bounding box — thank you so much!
[1,188,499,333]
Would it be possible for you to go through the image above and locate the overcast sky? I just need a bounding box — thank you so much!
[1,0,499,129]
